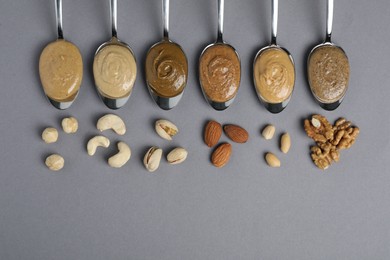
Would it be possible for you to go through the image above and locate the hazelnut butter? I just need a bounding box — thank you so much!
[146,42,187,97]
[308,45,350,104]
[200,44,240,103]
[39,40,83,102]
[93,43,137,99]
[254,47,295,103]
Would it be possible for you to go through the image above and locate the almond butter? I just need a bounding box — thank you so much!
[223,124,249,143]
[204,120,222,147]
[211,143,232,168]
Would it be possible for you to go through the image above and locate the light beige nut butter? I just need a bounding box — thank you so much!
[254,47,294,104]
[39,40,83,102]
[200,44,240,103]
[146,42,187,98]
[93,43,137,99]
[308,45,350,104]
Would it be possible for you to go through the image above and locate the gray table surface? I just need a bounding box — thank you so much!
[1,0,390,259]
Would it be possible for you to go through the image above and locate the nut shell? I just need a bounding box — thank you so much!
[143,146,163,172]
[224,124,249,143]
[204,120,222,147]
[167,147,188,165]
[211,143,232,168]
[155,119,178,141]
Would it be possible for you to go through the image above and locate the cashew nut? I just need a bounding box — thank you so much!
[96,114,126,135]
[45,154,64,171]
[42,127,58,143]
[62,117,78,133]
[108,142,131,168]
[87,135,110,156]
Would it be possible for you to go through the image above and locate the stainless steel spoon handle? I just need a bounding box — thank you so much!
[217,0,224,42]
[55,0,63,39]
[163,0,169,40]
[271,0,278,45]
[111,0,118,38]
[326,0,334,42]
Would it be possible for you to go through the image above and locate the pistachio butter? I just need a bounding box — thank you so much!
[146,42,187,98]
[39,40,83,102]
[199,44,240,103]
[93,43,137,99]
[308,45,350,104]
[254,47,295,103]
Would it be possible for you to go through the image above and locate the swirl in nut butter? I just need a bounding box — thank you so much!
[200,44,240,103]
[39,40,83,102]
[308,45,350,104]
[146,42,187,97]
[254,48,295,103]
[93,44,137,99]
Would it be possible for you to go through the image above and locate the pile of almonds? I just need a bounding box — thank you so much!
[204,120,249,167]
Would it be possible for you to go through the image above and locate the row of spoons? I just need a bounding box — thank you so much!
[39,0,350,112]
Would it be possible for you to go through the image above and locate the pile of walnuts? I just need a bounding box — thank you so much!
[304,114,360,170]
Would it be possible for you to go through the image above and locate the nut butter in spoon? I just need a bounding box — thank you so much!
[145,0,188,110]
[199,0,241,111]
[39,0,83,110]
[307,0,350,110]
[93,0,137,109]
[253,0,295,113]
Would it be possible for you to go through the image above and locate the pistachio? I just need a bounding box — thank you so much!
[155,119,178,140]
[143,146,163,172]
[167,147,188,165]
[262,124,276,140]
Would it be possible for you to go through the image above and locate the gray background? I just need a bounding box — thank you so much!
[0,0,389,259]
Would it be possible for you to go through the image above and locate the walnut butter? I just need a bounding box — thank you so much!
[146,42,187,97]
[254,47,295,103]
[308,45,350,104]
[93,43,137,98]
[200,44,240,103]
[39,40,83,102]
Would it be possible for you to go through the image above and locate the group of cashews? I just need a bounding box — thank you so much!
[87,114,131,168]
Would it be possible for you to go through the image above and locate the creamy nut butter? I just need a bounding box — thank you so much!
[308,45,350,103]
[146,42,187,97]
[254,47,294,103]
[39,40,83,102]
[199,44,240,103]
[93,43,137,98]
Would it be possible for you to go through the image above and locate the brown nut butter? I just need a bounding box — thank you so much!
[39,40,83,102]
[93,43,137,99]
[199,44,240,103]
[254,47,295,103]
[146,42,187,98]
[308,45,350,104]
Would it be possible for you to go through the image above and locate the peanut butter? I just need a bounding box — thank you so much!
[199,44,240,103]
[93,43,137,99]
[39,40,83,102]
[146,42,187,98]
[254,47,295,103]
[308,45,350,104]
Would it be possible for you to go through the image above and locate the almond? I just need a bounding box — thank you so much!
[211,143,232,168]
[204,120,222,147]
[223,124,249,143]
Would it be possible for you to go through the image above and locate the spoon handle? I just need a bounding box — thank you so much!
[163,0,169,40]
[271,0,278,45]
[326,0,334,42]
[111,0,117,38]
[217,0,224,42]
[55,0,63,39]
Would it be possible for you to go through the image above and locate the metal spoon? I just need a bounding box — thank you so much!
[253,0,295,114]
[199,0,241,111]
[145,0,188,110]
[307,0,350,110]
[93,0,137,110]
[39,0,83,110]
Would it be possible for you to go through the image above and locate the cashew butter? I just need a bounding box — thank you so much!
[308,45,350,104]
[39,40,83,102]
[146,42,187,98]
[254,47,294,104]
[199,44,241,103]
[93,43,137,99]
